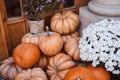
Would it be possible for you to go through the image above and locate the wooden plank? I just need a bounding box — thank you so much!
[0,12,8,61]
[7,20,27,55]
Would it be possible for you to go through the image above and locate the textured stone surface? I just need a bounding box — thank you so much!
[79,7,120,36]
[95,0,120,5]
[88,0,120,16]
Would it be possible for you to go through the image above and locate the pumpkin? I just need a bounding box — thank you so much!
[13,43,40,68]
[0,57,22,80]
[47,53,76,80]
[62,31,79,42]
[21,33,42,45]
[64,67,96,80]
[15,67,48,80]
[86,64,111,80]
[64,38,80,61]
[51,10,80,35]
[70,31,79,40]
[39,29,63,56]
[38,54,48,69]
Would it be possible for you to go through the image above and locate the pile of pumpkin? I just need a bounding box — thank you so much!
[0,10,111,80]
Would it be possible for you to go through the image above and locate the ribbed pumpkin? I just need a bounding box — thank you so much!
[0,57,22,80]
[64,38,80,61]
[15,67,48,80]
[39,30,63,56]
[51,10,80,35]
[13,43,40,68]
[21,33,43,45]
[62,31,79,42]
[47,53,76,80]
[64,67,96,80]
[86,64,111,80]
[38,54,48,69]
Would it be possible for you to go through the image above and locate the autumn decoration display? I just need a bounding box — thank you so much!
[0,9,112,80]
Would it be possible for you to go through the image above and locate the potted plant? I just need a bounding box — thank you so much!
[79,19,120,74]
[22,0,65,34]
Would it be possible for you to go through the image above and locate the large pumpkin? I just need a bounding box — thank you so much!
[64,67,96,80]
[47,53,76,80]
[64,38,80,61]
[39,31,63,56]
[51,10,80,35]
[15,67,48,80]
[21,33,42,45]
[0,57,22,80]
[86,64,111,80]
[13,43,40,68]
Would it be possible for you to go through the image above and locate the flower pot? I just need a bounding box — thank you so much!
[27,20,44,34]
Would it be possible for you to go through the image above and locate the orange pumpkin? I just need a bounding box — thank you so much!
[64,67,96,80]
[70,31,79,41]
[21,33,42,45]
[0,57,22,80]
[62,31,79,42]
[13,43,40,68]
[39,31,63,56]
[51,10,80,35]
[15,67,48,80]
[47,53,76,80]
[64,38,80,61]
[86,64,111,80]
[38,54,48,69]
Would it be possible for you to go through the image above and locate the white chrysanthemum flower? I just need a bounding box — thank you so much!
[92,60,100,67]
[79,19,120,74]
[112,70,120,75]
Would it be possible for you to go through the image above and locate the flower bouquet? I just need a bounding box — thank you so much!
[79,19,120,74]
[22,0,65,33]
[23,0,65,20]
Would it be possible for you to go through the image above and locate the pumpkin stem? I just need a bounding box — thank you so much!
[46,26,50,36]
[59,2,64,14]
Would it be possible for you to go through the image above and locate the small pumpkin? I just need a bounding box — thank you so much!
[62,31,79,42]
[51,10,80,35]
[47,53,76,80]
[64,38,80,61]
[86,64,111,80]
[39,27,63,56]
[15,67,48,80]
[0,57,22,80]
[38,54,48,69]
[13,43,40,68]
[64,67,96,80]
[21,33,43,45]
